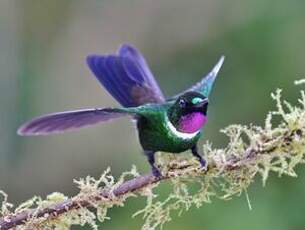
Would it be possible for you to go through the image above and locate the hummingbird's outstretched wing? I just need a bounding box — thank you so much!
[87,44,165,108]
[17,108,135,136]
[169,56,225,99]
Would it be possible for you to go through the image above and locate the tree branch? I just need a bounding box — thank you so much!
[0,170,168,229]
[0,172,159,229]
[0,146,258,230]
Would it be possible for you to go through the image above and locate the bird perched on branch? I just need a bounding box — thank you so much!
[18,44,224,177]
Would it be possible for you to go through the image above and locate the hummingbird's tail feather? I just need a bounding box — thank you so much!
[86,44,165,108]
[17,108,135,136]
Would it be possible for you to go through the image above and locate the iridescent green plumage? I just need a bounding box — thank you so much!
[135,103,201,153]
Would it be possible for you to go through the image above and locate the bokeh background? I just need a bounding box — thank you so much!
[1,0,305,229]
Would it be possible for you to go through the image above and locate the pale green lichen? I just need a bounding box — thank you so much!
[0,190,13,217]
[1,81,305,229]
[42,167,139,229]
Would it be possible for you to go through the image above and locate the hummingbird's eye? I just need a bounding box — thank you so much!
[192,97,204,105]
[179,99,187,107]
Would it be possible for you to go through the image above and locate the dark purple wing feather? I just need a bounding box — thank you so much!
[119,44,164,98]
[18,108,133,136]
[86,44,165,107]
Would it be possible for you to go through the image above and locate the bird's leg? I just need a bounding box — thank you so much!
[145,150,161,178]
[191,145,207,169]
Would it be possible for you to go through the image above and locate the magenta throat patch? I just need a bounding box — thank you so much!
[178,112,207,133]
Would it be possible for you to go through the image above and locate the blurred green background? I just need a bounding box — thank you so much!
[1,0,305,229]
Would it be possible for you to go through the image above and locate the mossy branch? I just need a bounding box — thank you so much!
[0,148,262,230]
[1,81,305,229]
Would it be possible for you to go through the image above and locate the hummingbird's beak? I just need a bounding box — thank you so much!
[194,98,209,109]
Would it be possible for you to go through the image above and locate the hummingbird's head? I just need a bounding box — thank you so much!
[168,91,209,134]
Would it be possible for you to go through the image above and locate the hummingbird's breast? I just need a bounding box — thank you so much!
[136,109,201,153]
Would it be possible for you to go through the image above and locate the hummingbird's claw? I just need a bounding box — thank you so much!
[145,150,162,178]
[191,145,208,171]
[198,158,208,171]
[152,167,162,178]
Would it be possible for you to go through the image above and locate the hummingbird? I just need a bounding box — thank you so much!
[18,44,224,177]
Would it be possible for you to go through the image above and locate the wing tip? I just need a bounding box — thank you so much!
[17,126,26,136]
[86,44,137,62]
[17,128,63,136]
[17,125,37,136]
[86,54,100,68]
[17,122,45,136]
[211,55,225,77]
[17,121,81,136]
[118,43,138,57]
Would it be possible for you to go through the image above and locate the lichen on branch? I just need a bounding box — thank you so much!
[1,81,305,230]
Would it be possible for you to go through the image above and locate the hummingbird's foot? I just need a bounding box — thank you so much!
[145,150,162,178]
[198,157,207,169]
[191,145,208,170]
[152,167,162,178]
